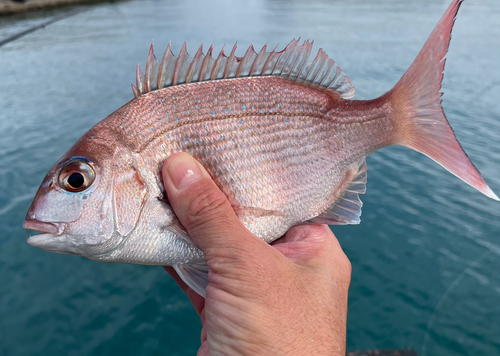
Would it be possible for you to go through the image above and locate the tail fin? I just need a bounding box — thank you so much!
[388,0,498,200]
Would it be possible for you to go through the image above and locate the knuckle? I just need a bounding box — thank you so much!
[321,235,352,284]
[184,183,232,229]
[337,253,352,285]
[342,254,352,274]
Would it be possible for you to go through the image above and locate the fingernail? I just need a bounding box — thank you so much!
[167,154,203,189]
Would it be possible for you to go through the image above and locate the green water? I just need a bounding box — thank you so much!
[0,0,499,355]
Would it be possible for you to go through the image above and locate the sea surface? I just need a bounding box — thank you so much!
[0,0,499,355]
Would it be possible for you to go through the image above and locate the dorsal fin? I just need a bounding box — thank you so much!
[132,39,355,99]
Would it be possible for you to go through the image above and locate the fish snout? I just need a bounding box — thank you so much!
[25,203,37,220]
[24,219,69,252]
[23,219,63,235]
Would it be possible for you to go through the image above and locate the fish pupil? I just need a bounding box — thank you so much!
[68,172,84,189]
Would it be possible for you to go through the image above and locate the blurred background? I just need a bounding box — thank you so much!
[0,0,499,355]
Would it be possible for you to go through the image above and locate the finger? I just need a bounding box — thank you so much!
[273,225,351,279]
[200,309,207,343]
[272,224,333,260]
[197,340,209,356]
[163,266,205,315]
[162,152,260,257]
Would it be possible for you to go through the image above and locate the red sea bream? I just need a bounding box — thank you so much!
[23,0,498,296]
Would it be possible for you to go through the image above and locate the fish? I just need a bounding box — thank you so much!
[23,0,498,297]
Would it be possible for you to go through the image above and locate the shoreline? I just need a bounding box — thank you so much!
[0,0,118,15]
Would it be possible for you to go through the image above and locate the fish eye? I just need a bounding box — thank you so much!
[58,160,95,192]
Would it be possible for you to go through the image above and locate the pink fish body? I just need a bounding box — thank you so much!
[23,0,498,296]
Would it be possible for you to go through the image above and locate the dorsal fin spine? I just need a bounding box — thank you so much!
[172,42,188,86]
[134,39,355,99]
[281,38,309,80]
[199,45,214,81]
[131,83,140,98]
[249,44,267,75]
[317,60,335,87]
[312,58,332,87]
[261,43,280,76]
[145,43,159,93]
[157,43,174,89]
[136,64,144,95]
[330,67,349,91]
[186,44,204,83]
[272,39,298,76]
[144,44,153,93]
[223,43,238,79]
[211,44,226,80]
[305,49,326,84]
[300,40,314,75]
[297,48,319,84]
[279,40,298,78]
[236,44,256,77]
[290,40,313,80]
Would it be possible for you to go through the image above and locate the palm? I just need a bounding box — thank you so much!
[163,226,335,355]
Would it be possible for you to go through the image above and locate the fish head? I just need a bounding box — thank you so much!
[23,133,149,258]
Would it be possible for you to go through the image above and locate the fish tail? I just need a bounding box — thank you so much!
[388,0,498,200]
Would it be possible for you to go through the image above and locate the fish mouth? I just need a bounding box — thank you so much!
[23,219,65,248]
[23,219,60,234]
[26,233,58,247]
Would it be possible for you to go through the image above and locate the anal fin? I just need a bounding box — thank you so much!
[307,159,367,225]
[173,262,209,298]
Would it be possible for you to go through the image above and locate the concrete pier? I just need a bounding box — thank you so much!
[0,0,113,15]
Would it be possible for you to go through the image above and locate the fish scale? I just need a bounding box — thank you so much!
[24,0,498,297]
[91,77,389,231]
[103,78,334,151]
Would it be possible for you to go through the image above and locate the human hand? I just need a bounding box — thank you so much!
[162,152,351,356]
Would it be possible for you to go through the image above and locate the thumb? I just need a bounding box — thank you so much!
[162,152,258,258]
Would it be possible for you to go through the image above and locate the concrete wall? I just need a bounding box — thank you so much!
[0,0,110,15]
